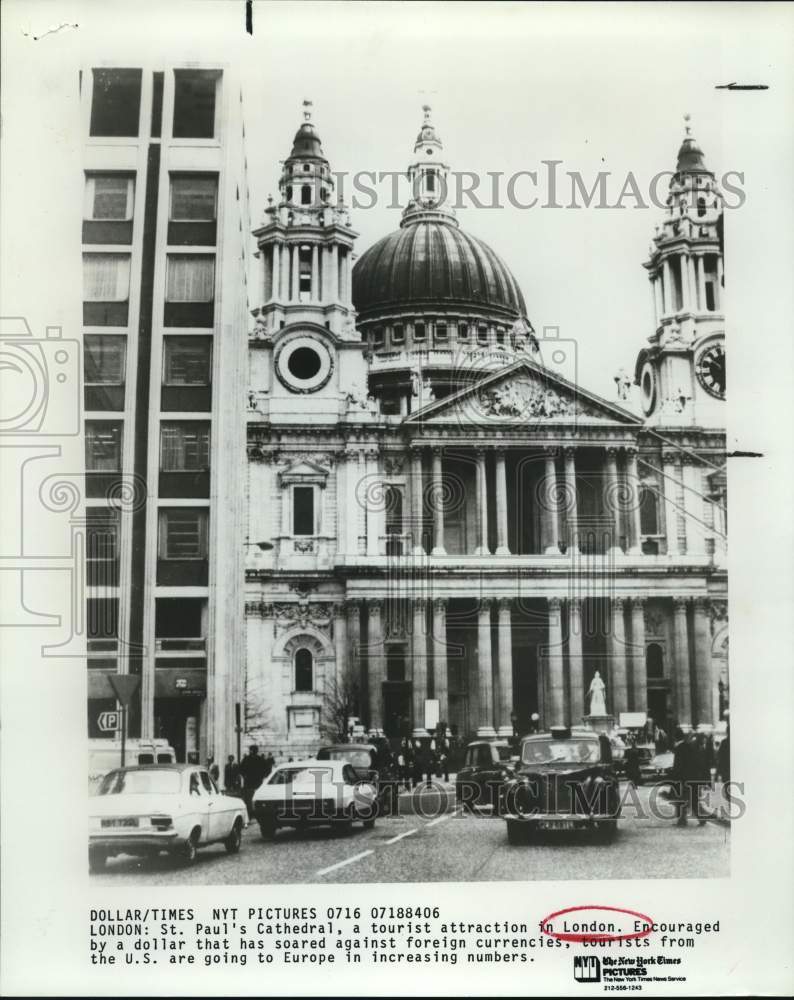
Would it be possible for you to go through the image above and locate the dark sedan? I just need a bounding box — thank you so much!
[501,727,621,843]
[455,739,518,814]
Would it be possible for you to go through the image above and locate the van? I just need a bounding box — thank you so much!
[88,738,176,793]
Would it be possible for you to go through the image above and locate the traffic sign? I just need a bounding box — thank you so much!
[97,711,119,733]
[107,673,140,708]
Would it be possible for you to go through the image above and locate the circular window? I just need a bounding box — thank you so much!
[288,346,322,380]
[275,335,334,393]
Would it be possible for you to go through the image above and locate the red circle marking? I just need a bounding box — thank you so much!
[540,904,654,944]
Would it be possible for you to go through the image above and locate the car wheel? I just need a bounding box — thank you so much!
[224,819,243,854]
[88,848,107,872]
[180,830,200,863]
[506,820,530,845]
[594,820,617,844]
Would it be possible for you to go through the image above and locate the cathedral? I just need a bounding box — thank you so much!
[244,106,728,756]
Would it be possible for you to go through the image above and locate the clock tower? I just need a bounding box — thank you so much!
[635,117,725,427]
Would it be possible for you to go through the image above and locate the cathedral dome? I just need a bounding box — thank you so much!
[352,214,527,323]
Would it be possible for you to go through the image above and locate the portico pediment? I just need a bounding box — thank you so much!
[277,459,330,486]
[404,358,642,427]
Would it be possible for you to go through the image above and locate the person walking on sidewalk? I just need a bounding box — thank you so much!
[239,745,267,820]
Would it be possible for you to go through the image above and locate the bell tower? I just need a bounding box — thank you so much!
[403,104,454,221]
[252,100,358,340]
[635,116,725,427]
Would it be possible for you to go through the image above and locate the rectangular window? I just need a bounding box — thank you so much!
[436,321,448,341]
[84,335,126,384]
[162,336,212,385]
[158,508,208,559]
[151,71,164,137]
[172,70,218,139]
[293,486,315,536]
[83,253,131,301]
[373,327,384,347]
[89,68,142,137]
[85,422,122,471]
[166,255,215,302]
[86,508,119,587]
[414,322,426,342]
[477,325,488,343]
[85,174,135,220]
[155,597,204,639]
[87,597,119,645]
[170,174,218,221]
[160,422,210,471]
[459,321,469,340]
[392,324,404,344]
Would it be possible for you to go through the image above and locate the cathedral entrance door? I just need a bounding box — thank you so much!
[383,682,411,738]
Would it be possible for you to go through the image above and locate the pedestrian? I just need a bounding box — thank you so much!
[263,751,275,778]
[717,731,730,783]
[624,735,642,788]
[399,737,414,790]
[238,744,268,820]
[436,733,450,783]
[223,754,240,794]
[671,730,706,827]
[207,756,220,785]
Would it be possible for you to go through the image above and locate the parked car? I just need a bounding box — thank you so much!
[316,742,400,813]
[252,759,378,839]
[88,764,246,871]
[501,726,621,844]
[456,739,518,814]
[643,749,675,783]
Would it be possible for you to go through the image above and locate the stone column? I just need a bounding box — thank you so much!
[346,250,354,304]
[365,447,381,557]
[366,599,384,730]
[475,448,489,555]
[625,446,643,556]
[336,452,348,555]
[410,446,424,555]
[271,243,280,300]
[432,598,448,727]
[476,599,496,736]
[567,598,584,724]
[542,448,560,555]
[652,275,663,327]
[546,597,565,726]
[332,603,347,688]
[280,241,289,301]
[412,597,428,734]
[496,598,514,735]
[716,257,724,309]
[330,245,339,302]
[564,446,579,554]
[346,599,361,691]
[311,244,319,302]
[610,597,629,716]
[289,245,298,301]
[604,447,622,554]
[680,256,690,311]
[662,257,672,315]
[629,597,647,713]
[661,452,682,556]
[431,447,446,556]
[692,598,713,726]
[495,449,510,555]
[672,597,692,726]
[687,255,697,312]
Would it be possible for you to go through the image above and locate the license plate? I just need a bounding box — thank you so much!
[101,817,139,828]
[538,820,574,831]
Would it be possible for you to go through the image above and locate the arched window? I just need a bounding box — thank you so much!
[697,196,706,218]
[646,642,664,679]
[295,648,313,692]
[639,486,659,535]
[286,185,293,201]
[301,185,312,205]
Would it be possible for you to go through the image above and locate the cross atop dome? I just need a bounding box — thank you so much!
[303,99,313,122]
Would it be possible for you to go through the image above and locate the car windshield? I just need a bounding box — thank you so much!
[268,766,334,786]
[522,739,600,765]
[496,745,515,762]
[98,769,181,795]
[317,749,373,768]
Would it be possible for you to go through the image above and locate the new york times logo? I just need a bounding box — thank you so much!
[574,956,601,983]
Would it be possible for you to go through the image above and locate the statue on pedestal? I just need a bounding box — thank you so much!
[588,671,607,717]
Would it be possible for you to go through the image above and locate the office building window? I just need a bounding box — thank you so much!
[87,597,119,647]
[89,68,142,137]
[294,648,313,693]
[170,174,217,221]
[172,70,218,139]
[160,423,210,471]
[85,422,122,471]
[163,336,211,384]
[86,508,119,587]
[83,253,131,301]
[85,174,135,220]
[166,255,215,301]
[84,335,126,410]
[158,508,209,560]
[293,486,315,536]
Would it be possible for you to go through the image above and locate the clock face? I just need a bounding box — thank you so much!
[640,361,657,416]
[695,343,726,399]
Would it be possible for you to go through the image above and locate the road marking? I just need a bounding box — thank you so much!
[426,808,460,827]
[385,827,419,845]
[316,850,373,877]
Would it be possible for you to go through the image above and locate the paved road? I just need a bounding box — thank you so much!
[91,783,730,886]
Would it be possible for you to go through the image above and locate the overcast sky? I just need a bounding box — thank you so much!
[5,0,790,402]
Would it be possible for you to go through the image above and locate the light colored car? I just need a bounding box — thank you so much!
[252,759,377,839]
[88,764,246,871]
